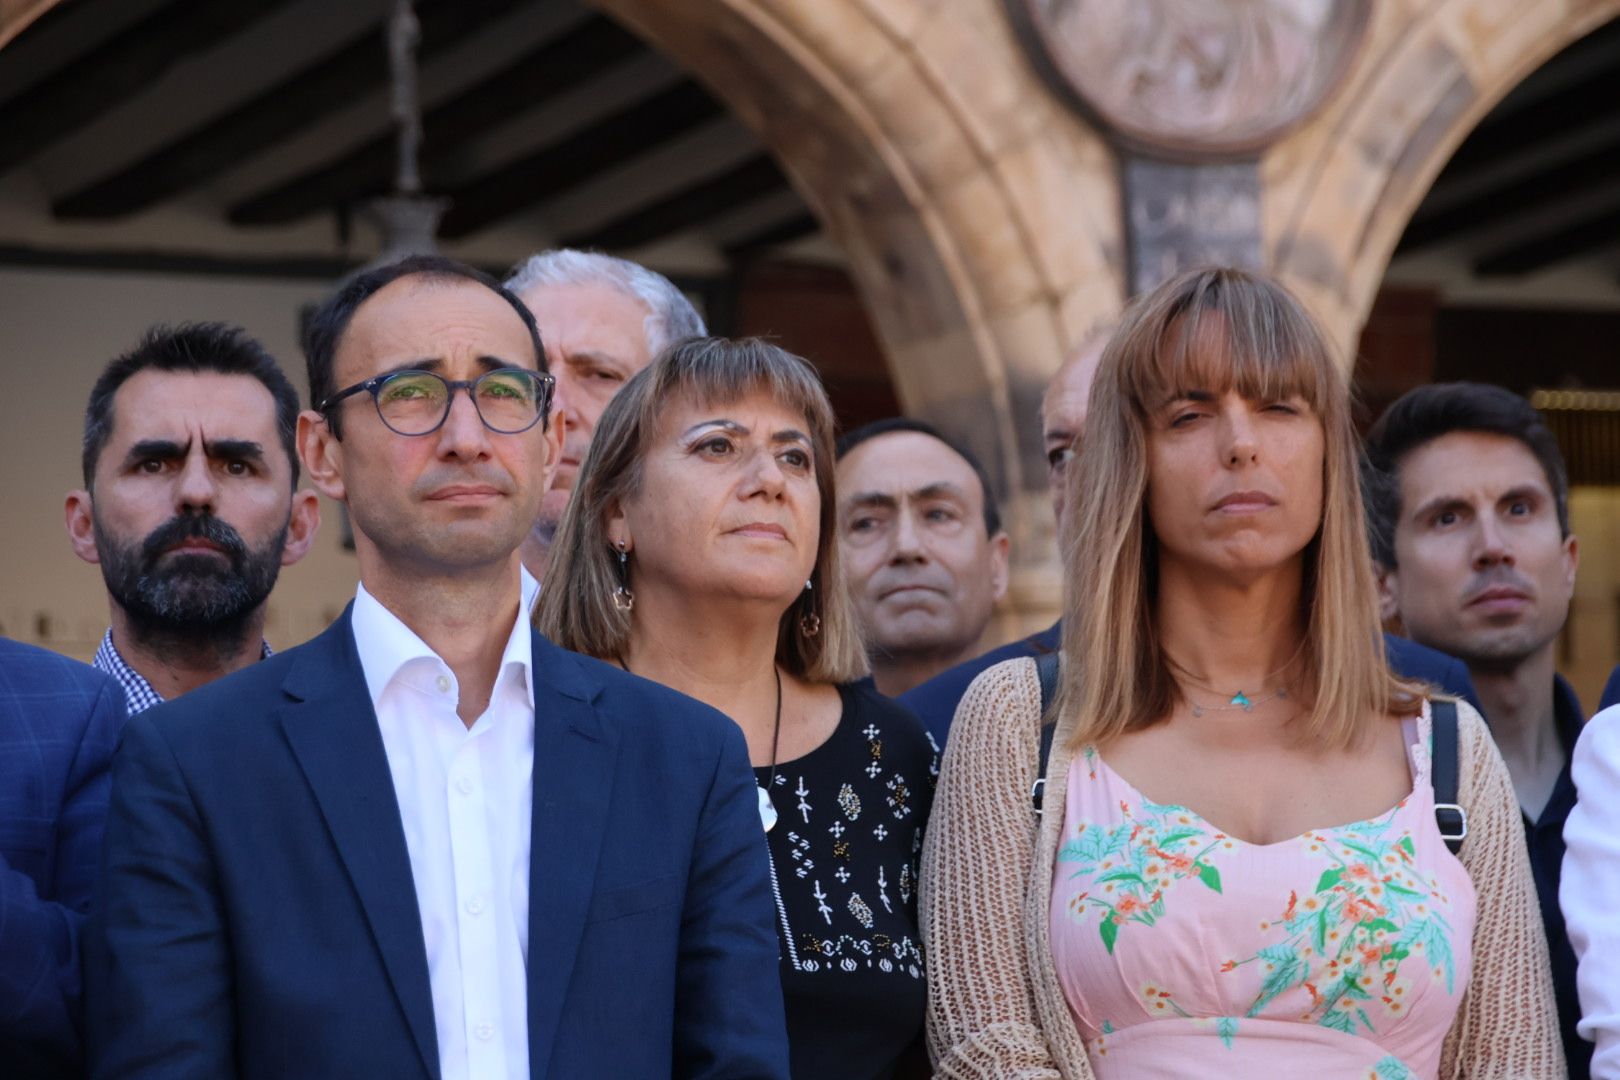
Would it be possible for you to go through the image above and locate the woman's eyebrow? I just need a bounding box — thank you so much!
[681,419,747,439]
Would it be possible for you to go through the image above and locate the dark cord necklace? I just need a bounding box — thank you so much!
[759,666,782,833]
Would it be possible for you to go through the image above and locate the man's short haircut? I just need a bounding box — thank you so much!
[504,249,706,359]
[305,254,547,438]
[1364,381,1571,568]
[835,417,1002,537]
[83,322,300,489]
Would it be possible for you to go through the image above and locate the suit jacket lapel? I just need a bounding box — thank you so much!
[526,634,619,1078]
[277,609,440,1080]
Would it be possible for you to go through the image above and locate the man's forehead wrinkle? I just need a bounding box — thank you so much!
[342,278,536,377]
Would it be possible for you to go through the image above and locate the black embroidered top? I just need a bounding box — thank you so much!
[755,683,939,1080]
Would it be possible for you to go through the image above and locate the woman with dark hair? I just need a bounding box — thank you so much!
[922,269,1561,1077]
[536,336,936,1079]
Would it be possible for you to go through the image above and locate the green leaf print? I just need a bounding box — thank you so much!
[1095,869,1149,887]
[1099,916,1119,954]
[1071,822,1132,864]
[1155,829,1203,848]
[1315,867,1343,891]
[1247,945,1307,1015]
[1215,1016,1238,1050]
[1397,835,1416,859]
[1197,862,1223,893]
[1374,1056,1417,1080]
[1319,1007,1354,1035]
[1398,914,1457,993]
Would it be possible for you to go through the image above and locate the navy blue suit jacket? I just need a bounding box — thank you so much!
[900,622,1482,746]
[86,610,788,1079]
[1599,664,1620,712]
[0,637,126,1077]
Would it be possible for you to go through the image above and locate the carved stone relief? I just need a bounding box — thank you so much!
[1008,0,1371,158]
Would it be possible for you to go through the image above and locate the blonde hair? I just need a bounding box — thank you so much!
[1058,267,1424,752]
[534,336,868,683]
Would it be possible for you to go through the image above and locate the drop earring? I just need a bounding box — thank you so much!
[612,540,634,612]
[798,578,820,638]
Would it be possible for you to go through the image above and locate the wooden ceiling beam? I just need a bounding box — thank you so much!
[723,213,820,259]
[1474,202,1620,276]
[436,79,726,240]
[228,15,643,227]
[558,155,790,251]
[0,0,292,177]
[1438,21,1620,179]
[51,0,525,220]
[1399,136,1620,252]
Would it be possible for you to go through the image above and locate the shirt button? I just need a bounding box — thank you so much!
[455,775,474,795]
[466,895,485,915]
[475,1022,495,1042]
[436,675,451,694]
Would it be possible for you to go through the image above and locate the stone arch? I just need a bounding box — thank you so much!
[1264,0,1620,353]
[595,0,1125,576]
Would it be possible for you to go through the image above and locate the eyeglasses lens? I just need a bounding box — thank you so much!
[475,370,544,432]
[375,370,546,435]
[376,373,449,435]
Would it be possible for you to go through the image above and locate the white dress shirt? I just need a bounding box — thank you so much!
[1563,704,1620,1079]
[351,571,539,1080]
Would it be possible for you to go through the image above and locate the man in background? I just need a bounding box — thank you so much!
[1366,381,1588,1079]
[895,332,1105,742]
[836,418,1010,698]
[505,250,704,580]
[64,323,319,714]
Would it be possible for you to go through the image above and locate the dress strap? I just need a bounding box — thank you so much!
[1400,703,1434,787]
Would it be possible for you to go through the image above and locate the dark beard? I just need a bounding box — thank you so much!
[95,512,287,654]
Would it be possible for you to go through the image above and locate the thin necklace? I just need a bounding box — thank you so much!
[1165,642,1304,716]
[618,655,782,832]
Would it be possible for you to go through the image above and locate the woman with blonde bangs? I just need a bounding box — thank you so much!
[537,337,937,1079]
[922,268,1560,1078]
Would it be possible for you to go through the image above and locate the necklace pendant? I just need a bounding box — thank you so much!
[757,784,778,832]
[1231,691,1253,711]
[1191,703,1205,718]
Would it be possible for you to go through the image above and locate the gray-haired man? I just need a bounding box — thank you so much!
[505,250,705,580]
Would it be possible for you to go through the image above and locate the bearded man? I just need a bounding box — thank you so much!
[64,323,319,713]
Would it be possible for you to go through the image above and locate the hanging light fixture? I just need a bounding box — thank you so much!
[359,0,447,266]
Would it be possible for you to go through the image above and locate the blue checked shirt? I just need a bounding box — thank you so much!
[93,630,272,715]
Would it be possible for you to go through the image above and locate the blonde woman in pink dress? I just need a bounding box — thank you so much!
[921,268,1562,1079]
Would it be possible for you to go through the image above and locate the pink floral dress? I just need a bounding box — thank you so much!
[1049,709,1475,1079]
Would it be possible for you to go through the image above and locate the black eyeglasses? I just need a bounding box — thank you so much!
[320,368,555,436]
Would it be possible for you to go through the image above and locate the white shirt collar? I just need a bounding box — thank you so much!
[351,567,540,713]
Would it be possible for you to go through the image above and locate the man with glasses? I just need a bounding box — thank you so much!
[88,256,789,1079]
[64,323,321,713]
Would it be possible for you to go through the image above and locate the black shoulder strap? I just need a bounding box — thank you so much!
[1430,698,1466,855]
[1032,651,1060,816]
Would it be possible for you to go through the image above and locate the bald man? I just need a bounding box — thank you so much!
[895,332,1106,743]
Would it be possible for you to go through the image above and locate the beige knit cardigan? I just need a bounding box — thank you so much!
[920,657,1565,1079]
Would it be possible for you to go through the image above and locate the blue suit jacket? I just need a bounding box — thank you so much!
[86,610,789,1080]
[1600,664,1620,712]
[0,637,126,1077]
[900,622,1482,746]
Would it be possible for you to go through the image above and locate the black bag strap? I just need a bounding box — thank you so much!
[1430,698,1466,855]
[1032,651,1060,816]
